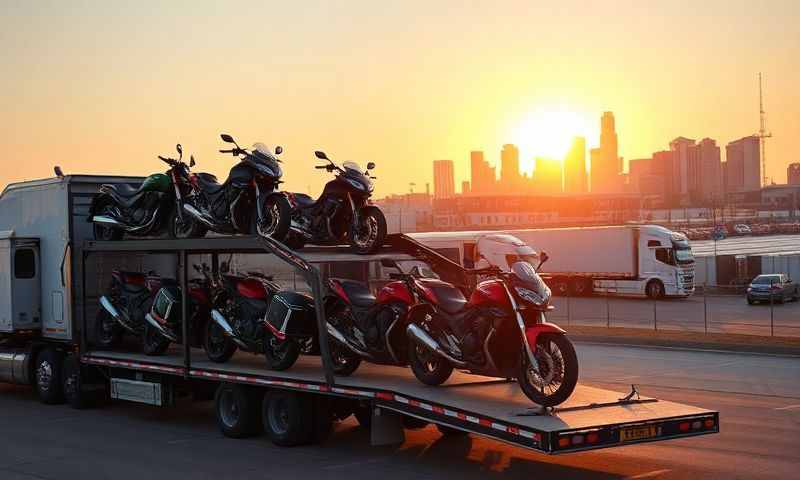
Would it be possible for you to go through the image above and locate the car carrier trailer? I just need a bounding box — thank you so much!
[0,175,719,455]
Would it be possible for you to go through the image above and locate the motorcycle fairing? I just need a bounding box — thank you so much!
[524,321,566,349]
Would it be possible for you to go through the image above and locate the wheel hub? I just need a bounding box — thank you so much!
[37,361,53,392]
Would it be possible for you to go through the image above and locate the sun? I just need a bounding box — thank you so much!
[509,107,593,171]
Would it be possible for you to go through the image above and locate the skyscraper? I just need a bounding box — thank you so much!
[788,163,800,185]
[590,112,621,193]
[725,136,761,193]
[500,144,521,191]
[432,160,455,199]
[689,138,722,203]
[470,151,496,194]
[564,136,587,194]
[669,136,696,204]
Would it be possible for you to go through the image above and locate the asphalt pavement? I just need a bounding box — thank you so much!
[1,344,798,480]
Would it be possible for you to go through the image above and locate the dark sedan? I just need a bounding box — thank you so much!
[746,274,799,304]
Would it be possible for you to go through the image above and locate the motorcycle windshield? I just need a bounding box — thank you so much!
[511,261,550,298]
[342,161,373,192]
[247,143,282,178]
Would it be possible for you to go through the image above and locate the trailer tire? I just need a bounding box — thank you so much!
[63,354,98,409]
[646,280,665,300]
[35,348,65,405]
[262,390,314,446]
[214,383,262,438]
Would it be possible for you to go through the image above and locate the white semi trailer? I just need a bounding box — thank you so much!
[412,225,695,298]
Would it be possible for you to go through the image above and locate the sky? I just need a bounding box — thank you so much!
[1,0,798,197]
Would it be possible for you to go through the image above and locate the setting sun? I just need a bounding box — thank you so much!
[509,107,595,173]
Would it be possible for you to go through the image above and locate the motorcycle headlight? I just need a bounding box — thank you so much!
[515,286,548,306]
[345,177,367,191]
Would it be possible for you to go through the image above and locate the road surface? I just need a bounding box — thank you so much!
[1,344,797,480]
[548,294,800,337]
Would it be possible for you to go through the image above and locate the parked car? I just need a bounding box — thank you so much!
[746,274,799,304]
[733,224,752,235]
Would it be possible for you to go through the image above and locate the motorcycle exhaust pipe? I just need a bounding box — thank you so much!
[182,204,217,228]
[406,324,467,368]
[92,215,123,226]
[210,309,249,349]
[99,296,137,333]
[144,313,178,342]
[325,323,373,359]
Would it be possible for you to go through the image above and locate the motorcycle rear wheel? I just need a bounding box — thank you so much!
[204,320,237,363]
[255,195,291,241]
[264,336,301,371]
[408,339,453,386]
[518,334,578,407]
[349,206,387,254]
[329,342,361,376]
[172,208,207,239]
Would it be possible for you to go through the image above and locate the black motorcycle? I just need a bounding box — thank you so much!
[282,151,387,254]
[173,134,291,240]
[89,144,193,240]
[95,270,174,349]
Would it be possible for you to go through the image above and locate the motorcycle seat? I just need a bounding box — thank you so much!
[421,279,468,314]
[101,183,149,208]
[332,279,376,308]
[290,193,316,208]
[195,173,226,195]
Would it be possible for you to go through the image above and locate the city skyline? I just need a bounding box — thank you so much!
[1,2,798,197]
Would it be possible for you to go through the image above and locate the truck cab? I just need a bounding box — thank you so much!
[638,225,695,298]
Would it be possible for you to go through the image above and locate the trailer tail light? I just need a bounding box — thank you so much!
[586,432,599,444]
[558,437,570,448]
[704,419,715,429]
[679,422,690,432]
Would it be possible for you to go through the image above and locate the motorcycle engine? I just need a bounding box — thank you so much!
[460,315,491,365]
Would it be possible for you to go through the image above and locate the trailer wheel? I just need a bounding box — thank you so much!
[35,348,65,405]
[646,280,665,300]
[262,390,314,446]
[214,383,262,438]
[63,354,98,409]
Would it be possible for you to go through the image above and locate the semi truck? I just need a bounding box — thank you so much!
[0,175,717,455]
[412,225,695,299]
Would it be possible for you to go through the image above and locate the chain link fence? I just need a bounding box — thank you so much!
[547,283,800,338]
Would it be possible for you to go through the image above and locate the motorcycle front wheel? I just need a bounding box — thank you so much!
[172,207,207,239]
[349,206,387,254]
[518,334,578,407]
[264,335,301,371]
[408,339,453,386]
[204,320,237,363]
[255,195,291,241]
[142,323,171,356]
[329,342,361,376]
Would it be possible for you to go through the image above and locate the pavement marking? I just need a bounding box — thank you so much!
[774,404,800,411]
[624,469,672,479]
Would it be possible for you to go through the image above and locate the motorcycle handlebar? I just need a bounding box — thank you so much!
[315,165,328,169]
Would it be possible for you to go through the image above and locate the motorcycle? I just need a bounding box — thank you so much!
[95,270,174,349]
[172,134,291,240]
[405,256,579,407]
[261,272,419,375]
[141,265,213,356]
[282,151,386,254]
[202,262,312,365]
[89,144,193,240]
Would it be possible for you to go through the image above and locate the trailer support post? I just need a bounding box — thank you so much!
[369,407,405,446]
[180,249,190,380]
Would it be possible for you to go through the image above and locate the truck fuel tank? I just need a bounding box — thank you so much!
[0,349,31,385]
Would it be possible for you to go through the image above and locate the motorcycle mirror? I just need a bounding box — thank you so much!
[538,251,549,269]
[176,144,183,160]
[366,162,376,170]
[275,146,283,155]
[189,155,196,167]
[220,134,235,143]
[314,151,328,160]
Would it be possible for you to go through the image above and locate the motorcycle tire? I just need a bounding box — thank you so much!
[349,206,387,255]
[255,195,291,241]
[408,338,453,386]
[204,320,237,363]
[518,333,578,407]
[92,197,124,241]
[142,323,171,356]
[171,207,207,239]
[329,342,361,376]
[94,309,123,349]
[264,337,301,371]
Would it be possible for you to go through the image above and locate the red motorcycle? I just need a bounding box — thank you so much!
[405,258,579,407]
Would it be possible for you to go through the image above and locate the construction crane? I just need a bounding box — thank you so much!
[758,72,772,187]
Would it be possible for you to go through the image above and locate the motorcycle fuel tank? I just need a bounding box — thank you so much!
[140,173,172,193]
[468,279,511,309]
[236,278,269,300]
[376,280,413,305]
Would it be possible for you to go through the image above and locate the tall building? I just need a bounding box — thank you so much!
[470,151,496,194]
[788,163,800,185]
[500,144,521,192]
[532,157,563,195]
[688,138,722,203]
[564,137,587,194]
[725,136,761,193]
[651,150,674,201]
[432,160,455,199]
[461,180,471,195]
[590,112,622,193]
[669,136,696,204]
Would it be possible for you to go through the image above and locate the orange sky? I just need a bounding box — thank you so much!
[1,1,798,197]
